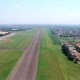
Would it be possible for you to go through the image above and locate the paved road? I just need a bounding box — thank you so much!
[6,31,40,80]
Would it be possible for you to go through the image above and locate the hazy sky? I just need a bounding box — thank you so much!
[0,0,80,24]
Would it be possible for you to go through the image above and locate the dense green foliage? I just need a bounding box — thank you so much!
[75,46,80,53]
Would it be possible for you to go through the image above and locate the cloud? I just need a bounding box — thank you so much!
[15,4,21,8]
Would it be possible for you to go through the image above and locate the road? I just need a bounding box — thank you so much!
[6,31,40,80]
[0,32,17,41]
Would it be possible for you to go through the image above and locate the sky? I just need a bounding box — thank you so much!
[0,0,80,24]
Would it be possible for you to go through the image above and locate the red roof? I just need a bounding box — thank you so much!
[64,42,70,46]
[76,52,80,60]
[76,42,80,47]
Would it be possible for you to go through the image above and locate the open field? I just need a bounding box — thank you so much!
[0,50,23,80]
[0,30,37,80]
[0,28,80,80]
[37,29,80,80]
[0,30,36,49]
[61,37,80,45]
[7,30,40,80]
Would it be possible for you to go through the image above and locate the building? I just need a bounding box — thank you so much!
[0,31,9,36]
[75,42,80,53]
[62,42,80,64]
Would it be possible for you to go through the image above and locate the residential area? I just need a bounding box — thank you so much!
[52,26,80,64]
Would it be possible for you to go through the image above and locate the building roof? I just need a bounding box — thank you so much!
[76,42,80,48]
[75,52,80,60]
[0,31,8,35]
[70,49,80,60]
[64,42,70,46]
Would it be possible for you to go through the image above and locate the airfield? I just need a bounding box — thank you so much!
[0,27,80,80]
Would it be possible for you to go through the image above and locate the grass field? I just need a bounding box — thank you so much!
[37,29,80,80]
[0,30,36,49]
[61,37,80,45]
[0,30,36,80]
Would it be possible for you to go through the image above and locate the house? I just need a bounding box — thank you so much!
[0,31,9,36]
[62,42,80,64]
[75,42,80,52]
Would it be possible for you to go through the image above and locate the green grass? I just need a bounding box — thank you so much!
[0,49,23,80]
[0,30,37,80]
[37,29,80,80]
[0,30,36,49]
[61,37,79,45]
